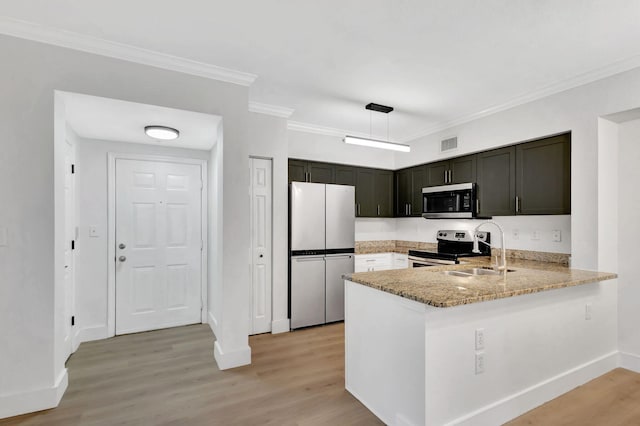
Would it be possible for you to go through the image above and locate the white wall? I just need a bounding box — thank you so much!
[0,33,253,417]
[355,218,397,241]
[73,137,210,341]
[617,118,640,364]
[398,67,640,270]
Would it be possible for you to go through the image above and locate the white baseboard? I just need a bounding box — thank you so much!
[0,368,68,420]
[448,351,619,426]
[208,311,218,338]
[77,325,109,344]
[620,351,640,373]
[271,318,290,334]
[213,340,251,370]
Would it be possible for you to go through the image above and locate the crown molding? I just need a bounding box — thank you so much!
[0,17,257,86]
[401,54,640,142]
[287,121,373,139]
[248,101,294,118]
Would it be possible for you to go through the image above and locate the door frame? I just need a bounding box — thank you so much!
[107,153,208,338]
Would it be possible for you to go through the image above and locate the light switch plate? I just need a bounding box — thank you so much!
[531,230,541,240]
[0,227,7,246]
[552,230,562,242]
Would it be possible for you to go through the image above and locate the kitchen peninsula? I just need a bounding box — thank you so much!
[344,259,617,426]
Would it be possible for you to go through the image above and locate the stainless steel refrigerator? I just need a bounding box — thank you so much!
[290,182,355,329]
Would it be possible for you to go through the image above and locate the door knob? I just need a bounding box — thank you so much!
[119,243,126,249]
[259,254,264,258]
[119,256,127,262]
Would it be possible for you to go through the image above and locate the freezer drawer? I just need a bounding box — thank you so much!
[290,256,326,329]
[325,254,354,323]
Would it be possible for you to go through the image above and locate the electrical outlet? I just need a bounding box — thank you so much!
[552,230,562,242]
[512,229,519,240]
[585,303,592,320]
[475,352,485,375]
[532,230,541,240]
[475,328,485,351]
[89,226,99,238]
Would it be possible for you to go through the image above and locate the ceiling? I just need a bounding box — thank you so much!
[4,1,640,141]
[61,92,221,150]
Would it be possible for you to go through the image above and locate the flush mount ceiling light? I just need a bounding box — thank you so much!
[144,125,180,140]
[344,103,410,152]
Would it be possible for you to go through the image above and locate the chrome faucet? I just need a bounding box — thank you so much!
[472,221,507,273]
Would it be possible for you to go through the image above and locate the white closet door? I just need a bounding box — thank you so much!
[115,159,202,335]
[250,158,273,335]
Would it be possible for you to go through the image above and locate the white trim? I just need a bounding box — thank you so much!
[249,101,294,118]
[107,153,208,337]
[213,341,252,370]
[402,54,640,142]
[208,311,219,338]
[0,17,256,87]
[271,318,290,334]
[76,325,110,345]
[445,351,619,426]
[0,369,68,419]
[287,120,372,139]
[620,351,640,373]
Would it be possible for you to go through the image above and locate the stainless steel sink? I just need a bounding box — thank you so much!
[442,267,515,277]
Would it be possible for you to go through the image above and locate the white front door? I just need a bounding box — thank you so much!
[63,138,75,358]
[115,159,202,335]
[250,158,272,335]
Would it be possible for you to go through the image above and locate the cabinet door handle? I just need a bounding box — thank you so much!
[444,170,448,183]
[448,170,452,183]
[409,203,412,215]
[476,199,480,215]
[357,203,360,216]
[515,196,520,213]
[377,205,380,216]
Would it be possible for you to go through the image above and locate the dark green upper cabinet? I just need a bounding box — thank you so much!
[356,168,376,217]
[288,159,308,184]
[307,161,335,184]
[374,170,394,217]
[395,165,425,217]
[334,165,358,186]
[425,161,449,187]
[449,155,476,184]
[516,134,571,215]
[425,156,476,186]
[476,146,516,216]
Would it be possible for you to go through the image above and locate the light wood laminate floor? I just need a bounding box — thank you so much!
[1,323,382,426]
[4,323,640,425]
[507,367,640,425]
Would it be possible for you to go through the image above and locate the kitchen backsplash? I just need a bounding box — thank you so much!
[356,215,571,254]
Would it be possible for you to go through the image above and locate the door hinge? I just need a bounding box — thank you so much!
[71,240,75,250]
[71,164,75,174]
[71,316,75,326]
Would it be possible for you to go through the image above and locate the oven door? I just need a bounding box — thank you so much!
[422,183,476,219]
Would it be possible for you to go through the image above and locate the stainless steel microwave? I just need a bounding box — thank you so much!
[422,183,477,219]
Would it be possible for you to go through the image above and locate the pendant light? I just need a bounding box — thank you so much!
[344,103,410,152]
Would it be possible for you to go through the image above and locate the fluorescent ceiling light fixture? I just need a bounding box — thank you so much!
[344,135,410,152]
[144,125,180,140]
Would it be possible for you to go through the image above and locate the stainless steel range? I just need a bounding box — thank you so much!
[408,230,491,267]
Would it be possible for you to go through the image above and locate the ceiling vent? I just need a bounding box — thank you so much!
[440,136,458,152]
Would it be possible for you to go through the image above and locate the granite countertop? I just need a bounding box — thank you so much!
[346,257,617,308]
